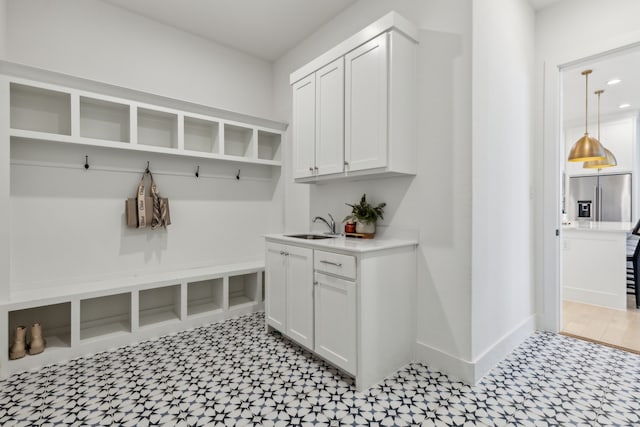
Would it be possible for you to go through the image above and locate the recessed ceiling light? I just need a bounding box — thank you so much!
[607,78,622,85]
[619,103,631,109]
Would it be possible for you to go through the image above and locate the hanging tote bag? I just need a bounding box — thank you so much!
[125,170,171,229]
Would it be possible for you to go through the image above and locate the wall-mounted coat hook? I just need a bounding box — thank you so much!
[145,161,150,174]
[84,155,90,170]
[195,165,200,178]
[236,169,241,180]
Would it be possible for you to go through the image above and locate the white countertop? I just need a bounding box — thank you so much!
[562,221,634,233]
[264,234,418,254]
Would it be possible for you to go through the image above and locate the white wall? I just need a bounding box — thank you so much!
[0,0,6,59]
[535,0,640,331]
[470,0,536,370]
[5,0,273,119]
[4,0,283,290]
[274,0,475,373]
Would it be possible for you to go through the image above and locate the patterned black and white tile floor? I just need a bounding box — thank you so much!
[1,312,640,426]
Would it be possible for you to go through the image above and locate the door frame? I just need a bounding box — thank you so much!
[540,39,640,332]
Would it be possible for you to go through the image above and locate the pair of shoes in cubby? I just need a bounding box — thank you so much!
[9,323,46,360]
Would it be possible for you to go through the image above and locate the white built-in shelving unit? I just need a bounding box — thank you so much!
[0,61,284,377]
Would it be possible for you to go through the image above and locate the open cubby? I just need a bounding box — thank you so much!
[137,107,178,149]
[80,293,131,341]
[8,302,72,354]
[10,83,71,135]
[229,273,259,308]
[80,96,130,142]
[224,124,253,157]
[184,116,220,153]
[257,130,282,161]
[187,278,224,317]
[139,284,181,327]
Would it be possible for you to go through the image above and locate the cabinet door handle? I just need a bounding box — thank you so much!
[309,167,314,172]
[319,260,342,267]
[344,161,349,166]
[314,166,319,171]
[313,281,318,285]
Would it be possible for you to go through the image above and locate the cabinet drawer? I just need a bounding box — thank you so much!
[314,250,356,280]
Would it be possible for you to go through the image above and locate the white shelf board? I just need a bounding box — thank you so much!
[80,319,130,342]
[139,306,180,327]
[1,61,288,132]
[3,260,265,306]
[229,295,254,307]
[9,129,281,167]
[187,300,223,317]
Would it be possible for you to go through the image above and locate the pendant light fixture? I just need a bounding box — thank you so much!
[583,89,617,169]
[568,69,606,162]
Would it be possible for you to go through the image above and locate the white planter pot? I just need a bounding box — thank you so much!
[355,221,375,234]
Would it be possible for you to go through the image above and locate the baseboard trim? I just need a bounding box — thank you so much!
[415,314,536,384]
[414,341,475,384]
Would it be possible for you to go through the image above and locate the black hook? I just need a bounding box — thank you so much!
[145,161,150,174]
[195,165,200,178]
[236,169,241,180]
[84,155,89,170]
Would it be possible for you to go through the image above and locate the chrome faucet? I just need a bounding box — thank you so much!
[313,213,336,234]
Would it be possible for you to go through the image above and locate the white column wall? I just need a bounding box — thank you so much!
[535,0,640,331]
[273,0,474,373]
[470,0,536,375]
[5,0,273,119]
[0,0,6,59]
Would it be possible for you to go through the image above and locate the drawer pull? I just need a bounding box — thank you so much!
[320,260,342,267]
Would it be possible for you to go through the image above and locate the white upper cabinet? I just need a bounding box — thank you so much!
[289,12,419,183]
[292,74,316,178]
[315,58,345,176]
[345,33,388,172]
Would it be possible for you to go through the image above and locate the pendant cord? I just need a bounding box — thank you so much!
[584,72,589,134]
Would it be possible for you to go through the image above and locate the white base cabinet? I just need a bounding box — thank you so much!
[314,272,356,374]
[265,243,314,350]
[265,236,416,390]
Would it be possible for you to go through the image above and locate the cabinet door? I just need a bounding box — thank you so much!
[314,272,356,374]
[345,33,388,172]
[292,74,316,178]
[265,243,287,331]
[286,245,314,350]
[315,58,344,176]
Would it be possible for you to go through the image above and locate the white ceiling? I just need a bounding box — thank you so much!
[563,47,640,125]
[101,0,357,61]
[528,0,562,10]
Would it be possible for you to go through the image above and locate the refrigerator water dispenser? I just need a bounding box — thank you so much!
[577,200,592,218]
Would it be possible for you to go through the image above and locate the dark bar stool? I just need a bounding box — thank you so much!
[626,218,640,309]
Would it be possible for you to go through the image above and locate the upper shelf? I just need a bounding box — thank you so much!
[5,71,285,168]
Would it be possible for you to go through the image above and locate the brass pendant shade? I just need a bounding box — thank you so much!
[568,70,606,162]
[583,89,617,169]
[583,147,617,168]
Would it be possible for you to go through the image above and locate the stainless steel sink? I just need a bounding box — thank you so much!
[286,234,336,240]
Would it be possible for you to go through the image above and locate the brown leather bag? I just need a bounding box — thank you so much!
[125,171,171,229]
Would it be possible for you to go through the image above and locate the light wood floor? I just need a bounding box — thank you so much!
[562,297,640,353]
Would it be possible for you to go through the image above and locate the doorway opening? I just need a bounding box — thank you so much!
[559,45,640,353]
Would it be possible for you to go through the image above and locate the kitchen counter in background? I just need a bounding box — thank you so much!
[562,221,633,310]
[562,221,634,233]
[263,234,418,254]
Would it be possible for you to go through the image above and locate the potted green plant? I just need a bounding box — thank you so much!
[344,194,386,234]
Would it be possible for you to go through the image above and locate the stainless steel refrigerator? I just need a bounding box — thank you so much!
[568,173,632,221]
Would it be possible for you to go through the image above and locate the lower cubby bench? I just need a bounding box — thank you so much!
[0,261,265,378]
